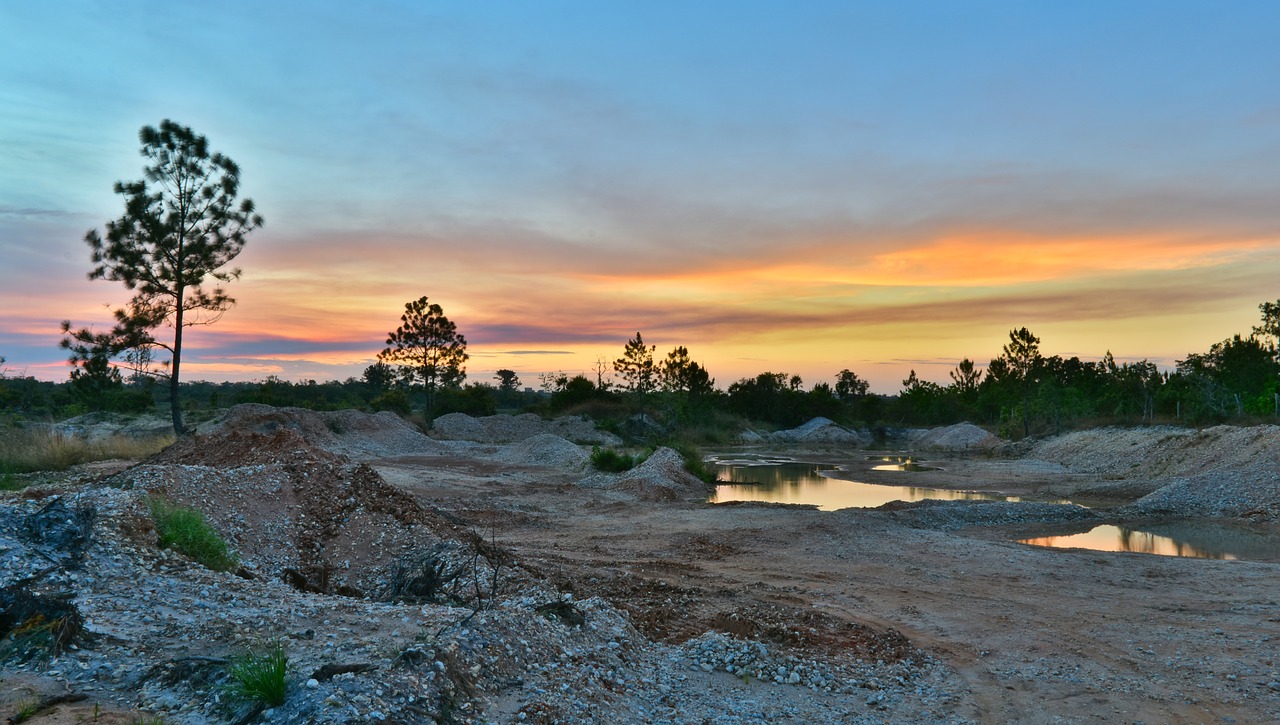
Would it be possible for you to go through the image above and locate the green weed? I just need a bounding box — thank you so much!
[590,446,641,472]
[12,699,39,723]
[226,641,289,707]
[148,498,239,572]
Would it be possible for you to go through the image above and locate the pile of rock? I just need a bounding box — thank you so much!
[765,418,869,447]
[909,423,1002,451]
[432,412,621,445]
[204,404,441,460]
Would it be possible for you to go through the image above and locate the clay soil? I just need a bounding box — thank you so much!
[379,450,1280,723]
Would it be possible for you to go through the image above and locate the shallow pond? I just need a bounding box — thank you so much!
[709,456,1280,561]
[708,456,1020,511]
[1019,522,1280,562]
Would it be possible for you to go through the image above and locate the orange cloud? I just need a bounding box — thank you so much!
[860,231,1274,286]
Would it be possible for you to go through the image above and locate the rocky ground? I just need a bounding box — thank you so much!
[2,407,1279,724]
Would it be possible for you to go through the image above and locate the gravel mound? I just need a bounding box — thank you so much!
[912,423,1003,451]
[769,417,869,446]
[432,412,622,445]
[493,433,591,470]
[864,500,1101,531]
[141,427,461,592]
[1025,425,1280,520]
[51,412,174,441]
[205,403,441,460]
[1123,468,1280,520]
[615,447,715,502]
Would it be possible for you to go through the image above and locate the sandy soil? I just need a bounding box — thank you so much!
[378,449,1280,724]
[5,410,1279,724]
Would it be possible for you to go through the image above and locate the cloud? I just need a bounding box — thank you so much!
[496,350,575,356]
[0,205,86,219]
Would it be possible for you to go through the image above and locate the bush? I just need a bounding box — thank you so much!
[227,641,289,707]
[148,498,239,572]
[590,446,641,472]
[370,389,411,416]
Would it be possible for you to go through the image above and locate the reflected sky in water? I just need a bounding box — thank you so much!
[710,460,1017,511]
[1020,523,1280,561]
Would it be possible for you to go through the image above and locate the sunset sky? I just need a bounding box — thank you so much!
[4,1,1280,393]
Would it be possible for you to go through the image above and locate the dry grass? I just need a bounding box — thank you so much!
[0,427,173,474]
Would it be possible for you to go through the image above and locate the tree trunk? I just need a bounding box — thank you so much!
[170,293,187,436]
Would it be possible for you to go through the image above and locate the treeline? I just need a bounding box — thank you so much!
[6,301,1280,439]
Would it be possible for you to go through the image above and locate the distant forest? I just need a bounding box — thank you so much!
[4,300,1280,439]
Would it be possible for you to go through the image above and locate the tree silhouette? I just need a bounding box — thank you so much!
[64,120,262,434]
[378,296,468,411]
[948,358,983,402]
[834,369,870,401]
[660,346,713,395]
[613,332,657,399]
[1001,327,1042,437]
[494,369,521,392]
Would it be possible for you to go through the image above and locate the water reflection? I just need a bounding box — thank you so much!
[1019,523,1280,561]
[871,462,942,472]
[710,461,1017,511]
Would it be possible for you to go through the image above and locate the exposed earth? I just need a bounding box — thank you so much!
[3,406,1279,723]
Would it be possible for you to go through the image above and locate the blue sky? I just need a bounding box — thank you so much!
[3,1,1280,391]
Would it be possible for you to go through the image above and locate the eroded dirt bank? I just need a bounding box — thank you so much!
[2,408,1279,724]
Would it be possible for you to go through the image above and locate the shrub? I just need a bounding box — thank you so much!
[227,641,289,707]
[148,498,239,572]
[590,446,641,472]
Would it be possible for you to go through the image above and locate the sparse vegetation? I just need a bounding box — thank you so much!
[0,426,172,474]
[12,699,39,723]
[0,464,22,492]
[226,641,289,707]
[590,446,642,472]
[148,498,239,572]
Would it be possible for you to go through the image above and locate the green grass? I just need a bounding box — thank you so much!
[148,498,239,572]
[12,699,39,723]
[590,446,642,472]
[227,642,289,707]
[0,463,23,491]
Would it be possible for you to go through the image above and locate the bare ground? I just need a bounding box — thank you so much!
[3,410,1279,724]
[383,449,1280,724]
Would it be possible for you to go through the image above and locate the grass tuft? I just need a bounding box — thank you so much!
[148,498,239,572]
[227,641,289,707]
[0,426,172,474]
[590,446,642,472]
[12,699,39,723]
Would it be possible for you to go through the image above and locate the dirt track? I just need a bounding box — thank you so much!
[380,450,1280,723]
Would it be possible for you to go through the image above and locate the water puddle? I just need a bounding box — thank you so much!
[709,457,1019,511]
[1019,522,1280,562]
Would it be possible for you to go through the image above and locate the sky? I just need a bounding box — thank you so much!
[3,1,1280,394]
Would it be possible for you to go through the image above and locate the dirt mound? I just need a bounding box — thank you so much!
[494,434,590,470]
[205,404,440,460]
[132,426,462,593]
[615,447,714,501]
[432,412,621,445]
[912,422,1002,450]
